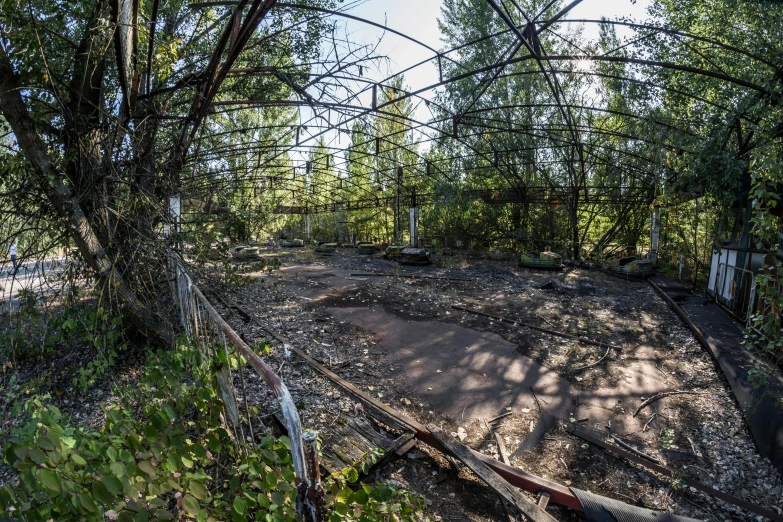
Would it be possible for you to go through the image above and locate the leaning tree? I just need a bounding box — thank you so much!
[0,0,335,343]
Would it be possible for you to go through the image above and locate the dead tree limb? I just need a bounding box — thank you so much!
[632,390,700,417]
[609,434,661,464]
[570,344,612,372]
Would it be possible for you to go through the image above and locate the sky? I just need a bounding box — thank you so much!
[337,0,650,93]
[293,0,652,162]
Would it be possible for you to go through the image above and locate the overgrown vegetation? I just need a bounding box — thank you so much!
[1,340,425,521]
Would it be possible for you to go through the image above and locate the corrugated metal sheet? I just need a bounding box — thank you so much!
[571,488,704,522]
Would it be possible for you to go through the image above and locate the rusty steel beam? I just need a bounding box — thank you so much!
[647,279,716,363]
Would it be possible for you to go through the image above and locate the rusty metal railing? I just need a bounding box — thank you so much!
[170,254,324,521]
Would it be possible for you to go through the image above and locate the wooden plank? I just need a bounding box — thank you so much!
[428,425,559,522]
[489,424,519,522]
[395,438,417,457]
[494,430,510,466]
[274,412,414,477]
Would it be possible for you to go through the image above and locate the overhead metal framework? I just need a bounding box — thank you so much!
[132,0,782,219]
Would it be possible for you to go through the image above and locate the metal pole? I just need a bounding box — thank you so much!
[650,206,661,266]
[679,254,684,280]
[410,186,418,247]
[300,430,326,522]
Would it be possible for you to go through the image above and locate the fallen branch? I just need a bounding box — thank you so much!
[642,413,657,432]
[570,344,612,372]
[610,434,661,464]
[633,390,700,417]
[488,410,513,423]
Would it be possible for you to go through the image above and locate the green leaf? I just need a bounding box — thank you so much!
[71,453,87,466]
[102,474,124,495]
[28,447,47,464]
[350,489,368,505]
[111,461,126,477]
[37,436,55,451]
[138,460,156,477]
[189,481,208,500]
[233,496,248,516]
[39,468,61,493]
[182,494,200,515]
[78,492,97,512]
[107,446,119,462]
[346,467,359,483]
[271,491,285,506]
[162,404,177,420]
[334,502,348,516]
[192,445,206,459]
[377,486,392,502]
[144,425,159,440]
[92,480,114,505]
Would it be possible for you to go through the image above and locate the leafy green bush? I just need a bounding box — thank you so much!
[746,150,783,394]
[0,340,426,521]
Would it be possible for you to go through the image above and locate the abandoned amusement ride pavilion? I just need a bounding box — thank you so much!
[2,0,783,521]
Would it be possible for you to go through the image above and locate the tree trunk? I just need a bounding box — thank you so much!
[0,45,174,347]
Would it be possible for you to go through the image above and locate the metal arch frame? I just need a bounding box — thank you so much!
[132,0,783,225]
[190,98,689,174]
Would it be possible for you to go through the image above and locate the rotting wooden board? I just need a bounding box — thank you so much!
[275,413,414,476]
[428,425,559,522]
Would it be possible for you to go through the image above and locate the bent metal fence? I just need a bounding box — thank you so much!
[168,253,325,522]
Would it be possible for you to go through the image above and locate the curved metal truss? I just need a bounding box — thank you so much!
[132,0,782,216]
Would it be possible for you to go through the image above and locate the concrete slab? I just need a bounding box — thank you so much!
[327,306,576,422]
[275,263,681,441]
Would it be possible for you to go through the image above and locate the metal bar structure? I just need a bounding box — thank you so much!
[168,253,325,521]
[270,185,651,215]
[119,0,783,227]
[714,262,759,323]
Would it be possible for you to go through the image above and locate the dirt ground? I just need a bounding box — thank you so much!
[216,246,783,522]
[2,246,782,522]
